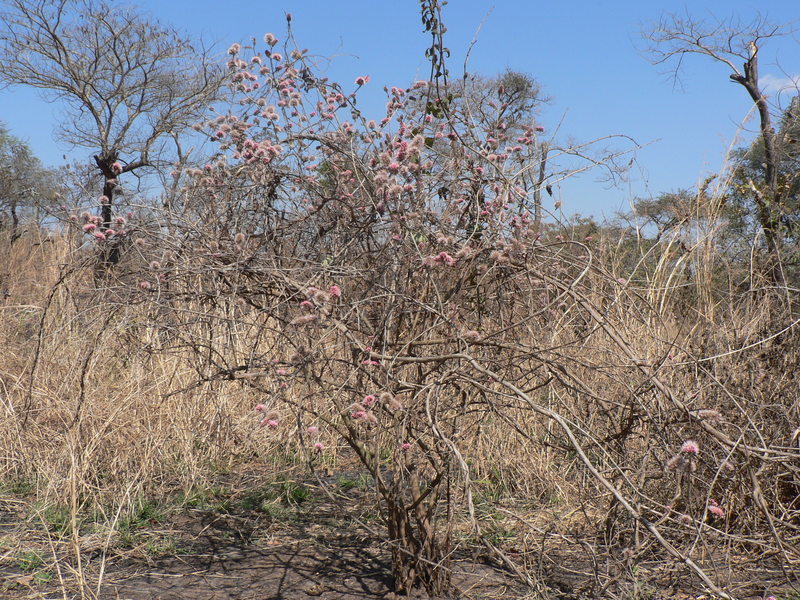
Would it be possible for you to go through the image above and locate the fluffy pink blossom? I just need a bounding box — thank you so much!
[83,223,97,233]
[313,442,324,452]
[463,330,481,342]
[708,503,725,519]
[363,395,377,407]
[111,161,123,174]
[307,426,318,434]
[328,285,341,298]
[138,280,150,290]
[697,409,722,424]
[681,440,699,455]
[290,314,318,326]
[255,404,268,413]
[354,75,370,85]
[261,418,279,429]
[401,442,411,451]
[94,231,106,241]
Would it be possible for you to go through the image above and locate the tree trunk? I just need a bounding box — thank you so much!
[730,45,785,285]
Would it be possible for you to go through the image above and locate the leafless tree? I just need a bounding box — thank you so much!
[0,0,226,237]
[643,13,791,283]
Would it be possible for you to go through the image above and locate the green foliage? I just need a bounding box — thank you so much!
[728,96,800,243]
[0,121,58,232]
[16,550,45,572]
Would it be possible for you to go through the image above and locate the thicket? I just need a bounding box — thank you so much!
[0,2,798,598]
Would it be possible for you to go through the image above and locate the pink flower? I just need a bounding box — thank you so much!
[401,442,411,451]
[354,75,370,86]
[708,503,725,519]
[313,442,324,452]
[111,161,123,174]
[261,418,279,429]
[138,280,150,290]
[535,126,545,132]
[697,409,722,424]
[263,33,278,46]
[681,440,699,455]
[307,426,319,434]
[290,314,318,326]
[94,231,106,241]
[463,330,481,342]
[363,395,377,406]
[328,285,341,298]
[255,404,268,413]
[434,251,456,266]
[83,223,97,232]
[361,359,380,366]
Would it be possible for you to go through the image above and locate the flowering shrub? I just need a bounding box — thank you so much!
[55,10,798,599]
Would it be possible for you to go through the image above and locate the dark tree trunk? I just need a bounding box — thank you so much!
[94,151,122,266]
[730,45,785,285]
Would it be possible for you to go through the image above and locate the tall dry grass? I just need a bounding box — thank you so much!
[1,189,798,599]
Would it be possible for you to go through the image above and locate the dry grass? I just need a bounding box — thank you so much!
[0,213,798,599]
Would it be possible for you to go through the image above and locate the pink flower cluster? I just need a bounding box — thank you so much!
[681,440,699,455]
[423,251,456,267]
[707,498,725,519]
[255,404,279,429]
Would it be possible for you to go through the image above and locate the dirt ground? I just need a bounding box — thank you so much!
[1,474,797,600]
[0,475,526,600]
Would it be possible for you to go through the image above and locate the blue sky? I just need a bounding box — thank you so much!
[1,0,798,220]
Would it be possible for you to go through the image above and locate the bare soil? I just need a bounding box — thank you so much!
[0,475,525,600]
[1,474,797,600]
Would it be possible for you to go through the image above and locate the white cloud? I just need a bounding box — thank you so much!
[759,73,800,96]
